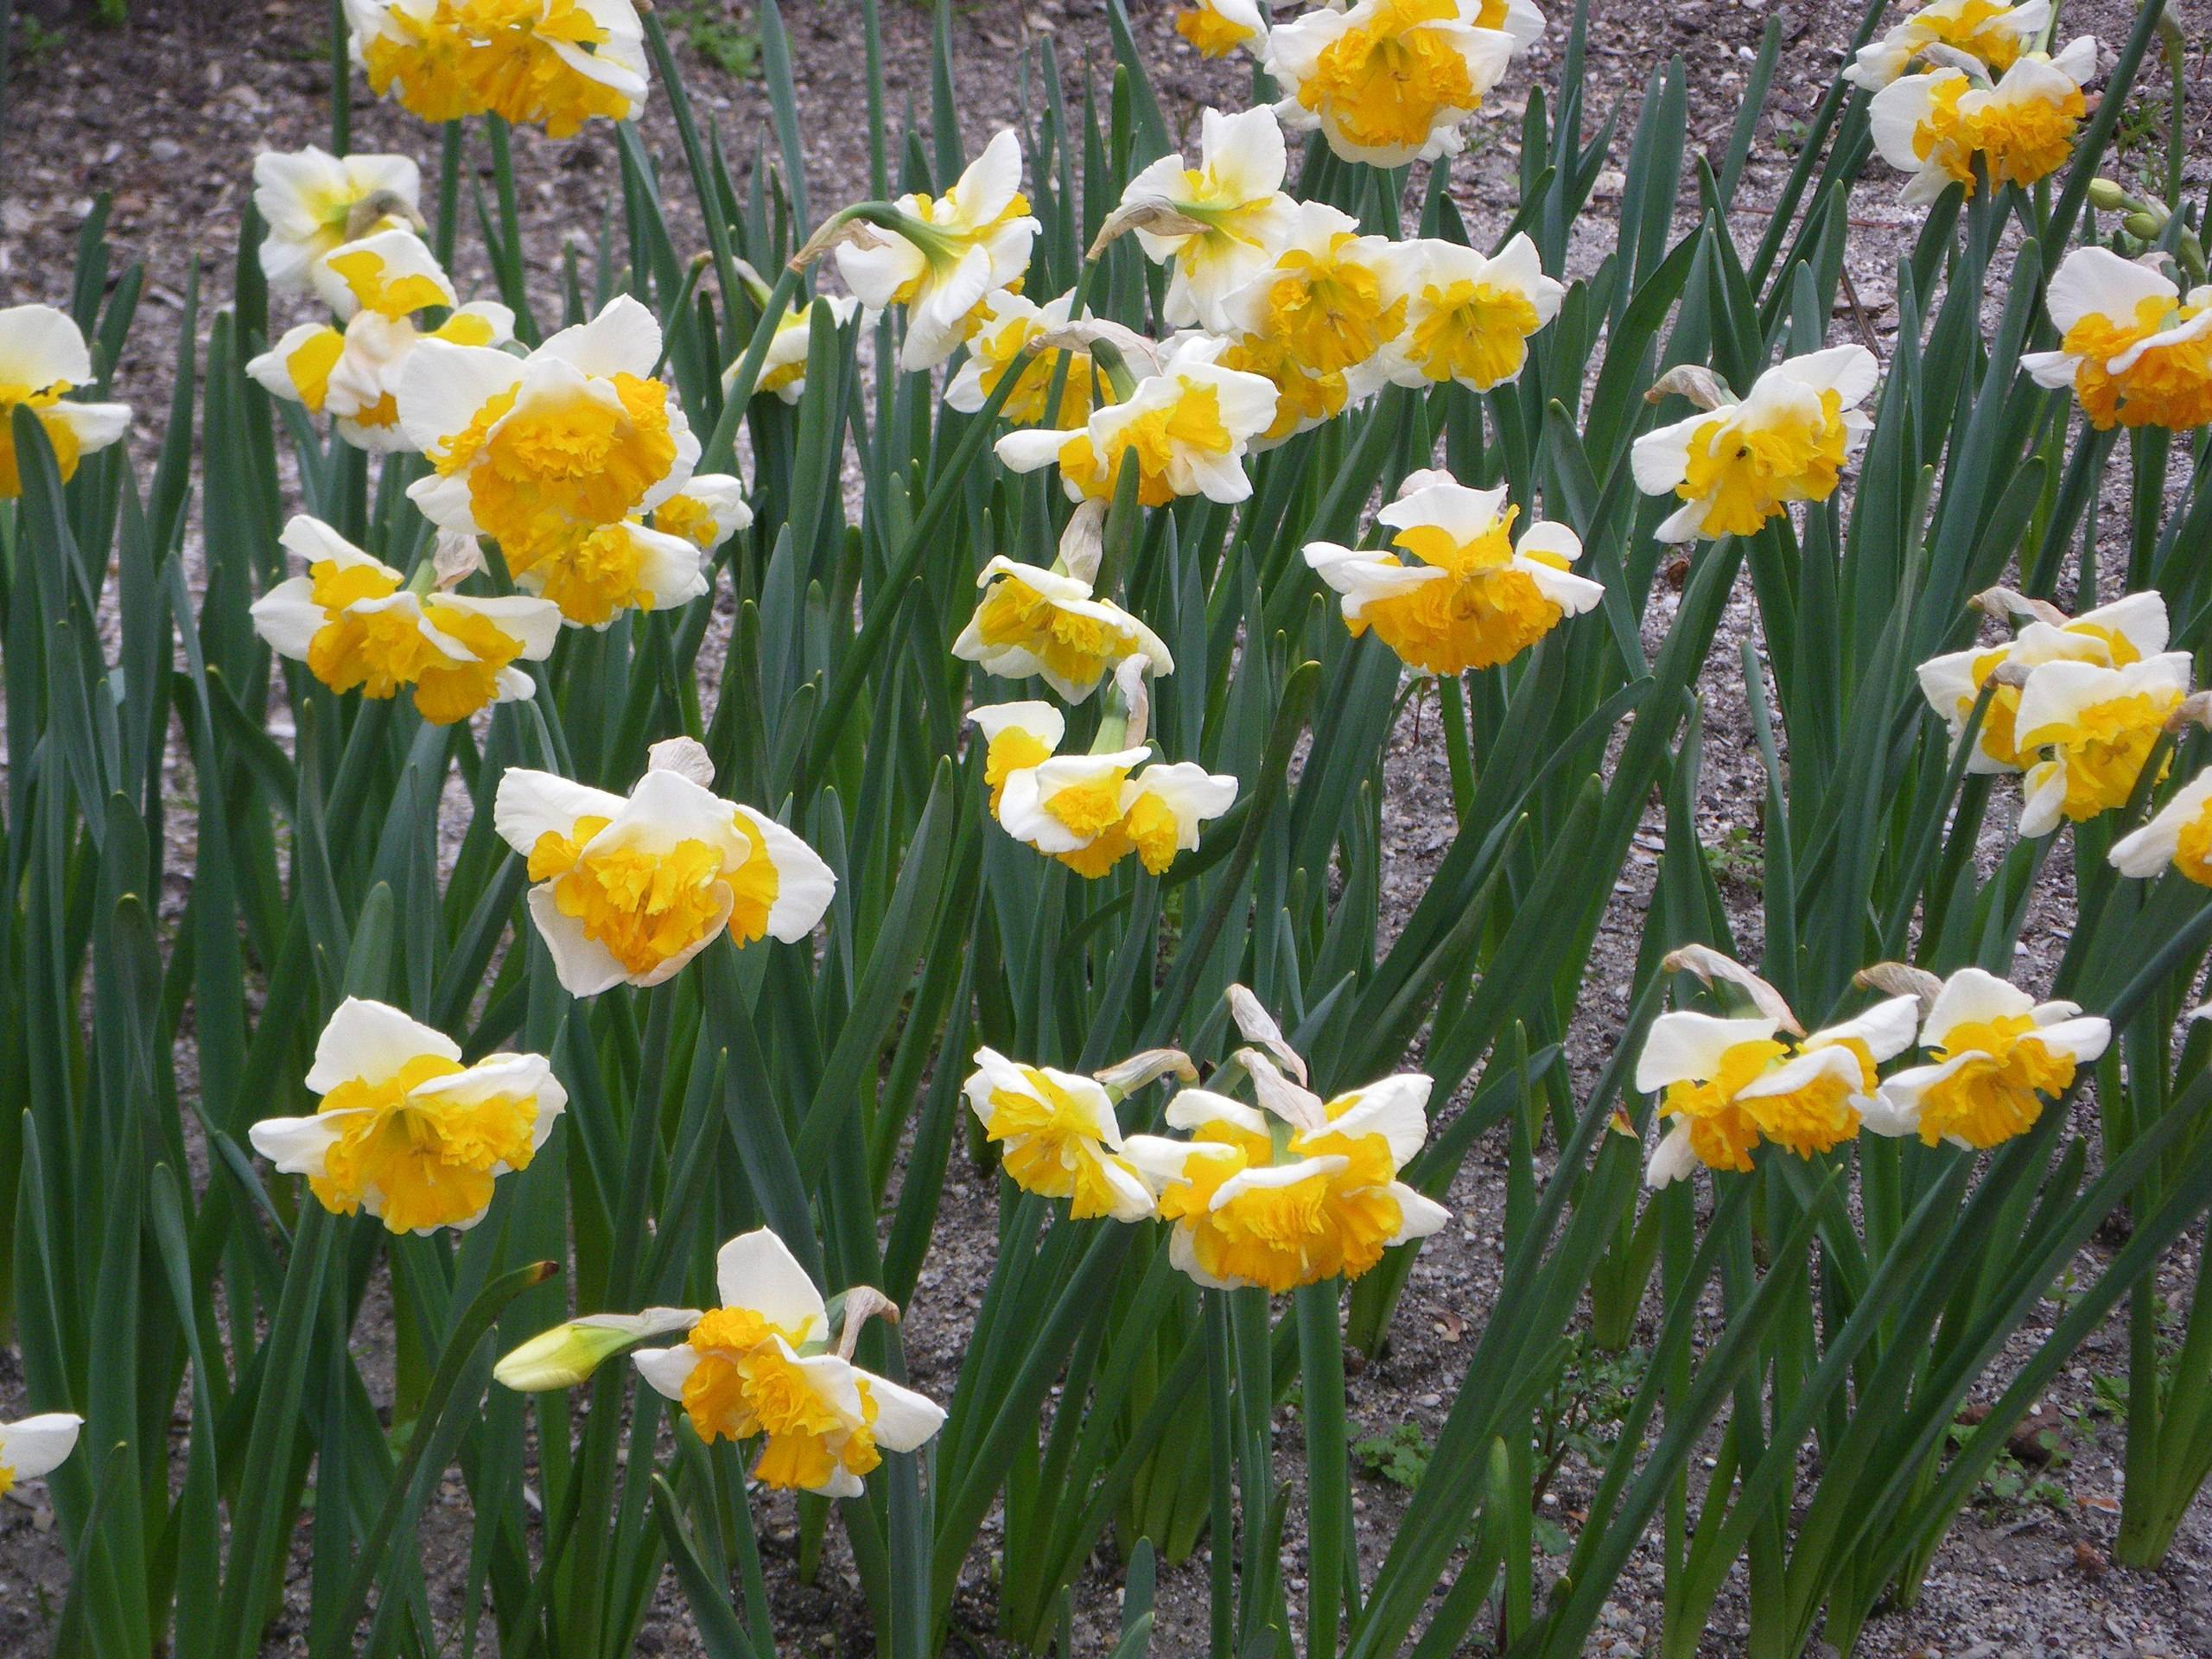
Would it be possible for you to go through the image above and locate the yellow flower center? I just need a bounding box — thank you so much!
[310,1052,541,1232]
[530,523,657,626]
[1916,1014,2075,1147]
[2062,296,2212,431]
[2175,798,2212,887]
[1219,335,1348,443]
[302,561,450,702]
[1914,0,2027,73]
[972,575,1140,689]
[679,1308,879,1491]
[1255,237,1406,377]
[440,374,678,572]
[982,1068,1131,1218]
[411,599,527,726]
[282,329,347,413]
[1407,280,1541,389]
[652,492,720,550]
[1350,509,1568,674]
[321,245,450,320]
[1915,73,2084,195]
[983,727,1055,814]
[725,812,781,949]
[0,378,85,497]
[976,315,1105,429]
[2036,690,2179,822]
[553,836,730,976]
[1058,384,1236,506]
[1660,1037,1788,1173]
[527,814,612,880]
[1300,0,1480,152]
[1174,3,1257,57]
[1122,789,1185,875]
[1678,388,1850,537]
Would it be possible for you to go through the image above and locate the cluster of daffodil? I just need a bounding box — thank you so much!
[1639,947,2112,1184]
[343,0,650,135]
[1918,585,2194,838]
[1843,0,2099,200]
[963,987,1446,1293]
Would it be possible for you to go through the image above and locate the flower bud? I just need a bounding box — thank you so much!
[2125,213,2166,242]
[2086,177,2133,212]
[493,1308,700,1391]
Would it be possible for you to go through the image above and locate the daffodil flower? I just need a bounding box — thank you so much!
[1218,201,1412,394]
[250,516,562,724]
[834,130,1042,372]
[630,1229,946,1497]
[2112,769,2212,887]
[0,303,130,499]
[1111,105,1299,332]
[249,231,515,454]
[996,334,1279,507]
[493,739,836,995]
[652,474,752,553]
[399,294,699,576]
[1266,0,1516,168]
[1630,346,1878,543]
[346,0,650,136]
[1916,590,2168,773]
[0,1413,81,1501]
[248,998,566,1235]
[251,145,423,294]
[2023,246,2212,432]
[953,556,1173,702]
[1866,968,2110,1148]
[1123,1052,1447,1293]
[1843,0,2050,89]
[1868,37,2098,204]
[1638,996,1920,1185]
[730,284,861,405]
[2012,653,2191,837]
[1305,468,1600,675]
[963,1048,1157,1220]
[1368,232,1563,392]
[1175,0,1271,57]
[512,520,710,628]
[946,290,1114,429]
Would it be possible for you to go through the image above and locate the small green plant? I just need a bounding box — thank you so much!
[15,15,67,65]
[1704,823,1765,889]
[1351,1420,1432,1490]
[669,0,758,77]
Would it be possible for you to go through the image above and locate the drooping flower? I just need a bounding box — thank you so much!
[1175,0,1270,57]
[1867,968,2110,1148]
[1304,467,1600,675]
[512,519,709,628]
[1844,0,2050,89]
[1112,105,1299,332]
[0,1414,82,1501]
[1630,346,1878,543]
[1265,0,1516,168]
[493,739,836,995]
[1368,232,1563,391]
[732,286,861,405]
[1916,589,2168,772]
[963,1048,1156,1220]
[2111,769,2212,887]
[251,145,423,294]
[2013,653,2191,837]
[399,294,699,575]
[995,334,1279,507]
[1867,37,2098,203]
[630,1229,945,1497]
[249,231,515,454]
[2022,246,2212,432]
[945,290,1113,429]
[248,997,566,1234]
[1638,995,1920,1184]
[1123,1050,1447,1292]
[250,516,562,724]
[953,556,1173,702]
[346,0,650,137]
[1001,753,1240,879]
[1217,201,1412,395]
[0,303,130,499]
[651,474,752,555]
[834,130,1041,372]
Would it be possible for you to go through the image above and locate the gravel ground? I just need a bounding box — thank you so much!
[3,0,2212,1655]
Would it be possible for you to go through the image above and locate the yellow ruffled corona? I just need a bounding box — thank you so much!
[2012,654,2191,836]
[249,998,566,1234]
[2024,247,2212,432]
[963,1049,1157,1220]
[1265,0,1516,168]
[346,0,650,136]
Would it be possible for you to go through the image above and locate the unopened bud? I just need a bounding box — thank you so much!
[2124,212,2165,241]
[2086,178,2132,212]
[493,1309,701,1392]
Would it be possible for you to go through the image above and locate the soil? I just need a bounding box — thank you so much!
[4,0,2212,1656]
